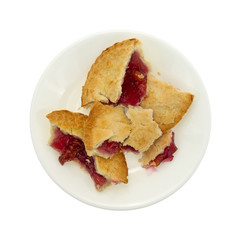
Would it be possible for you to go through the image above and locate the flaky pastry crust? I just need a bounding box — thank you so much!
[81,38,147,107]
[123,107,162,152]
[84,102,131,156]
[46,110,88,139]
[95,152,128,184]
[139,130,173,166]
[141,74,194,132]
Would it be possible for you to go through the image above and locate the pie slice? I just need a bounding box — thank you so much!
[140,74,194,132]
[46,110,128,191]
[139,131,177,168]
[123,107,162,152]
[81,38,150,108]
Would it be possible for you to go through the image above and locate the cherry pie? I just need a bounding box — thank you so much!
[45,38,194,191]
[46,110,128,191]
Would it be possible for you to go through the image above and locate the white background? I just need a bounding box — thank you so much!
[1,0,240,239]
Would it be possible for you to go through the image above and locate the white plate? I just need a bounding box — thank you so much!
[30,31,211,210]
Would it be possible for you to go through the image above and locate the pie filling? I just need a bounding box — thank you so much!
[148,132,177,167]
[50,127,108,190]
[121,145,139,153]
[97,140,121,157]
[117,51,149,106]
[97,140,139,156]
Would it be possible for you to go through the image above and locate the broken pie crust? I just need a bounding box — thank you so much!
[95,152,128,184]
[140,74,194,132]
[81,38,150,108]
[46,110,128,186]
[139,130,173,166]
[84,102,132,157]
[84,102,163,157]
[123,107,162,152]
[46,110,88,139]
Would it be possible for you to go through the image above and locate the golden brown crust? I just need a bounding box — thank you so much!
[46,110,88,139]
[81,38,144,108]
[95,151,128,184]
[123,107,162,152]
[84,102,131,156]
[140,74,194,132]
[139,131,173,166]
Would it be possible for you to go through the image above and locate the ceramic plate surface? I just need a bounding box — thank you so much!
[30,31,211,210]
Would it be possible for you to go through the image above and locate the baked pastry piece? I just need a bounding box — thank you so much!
[84,102,162,157]
[123,107,162,152]
[139,131,177,168]
[95,151,128,185]
[46,110,128,191]
[46,110,88,139]
[81,38,150,108]
[84,102,132,158]
[141,74,194,132]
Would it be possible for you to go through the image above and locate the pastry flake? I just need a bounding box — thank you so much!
[140,74,194,132]
[123,107,162,152]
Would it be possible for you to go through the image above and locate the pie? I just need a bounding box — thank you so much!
[139,131,177,167]
[81,38,150,108]
[84,102,162,157]
[45,38,195,192]
[141,74,194,132]
[46,110,128,191]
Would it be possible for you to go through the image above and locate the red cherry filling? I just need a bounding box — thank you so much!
[148,132,178,167]
[117,51,149,106]
[50,127,108,189]
[97,140,121,157]
[121,145,139,154]
[97,140,139,156]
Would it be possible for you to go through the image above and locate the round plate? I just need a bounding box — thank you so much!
[30,31,211,210]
